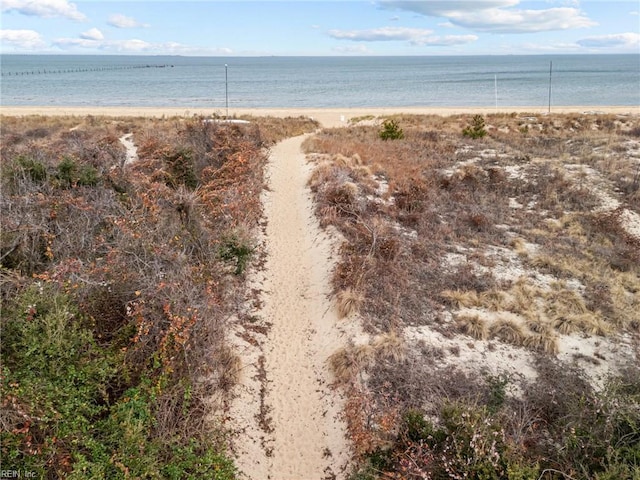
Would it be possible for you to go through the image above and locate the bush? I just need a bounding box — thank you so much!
[17,156,48,183]
[379,119,404,140]
[55,156,100,187]
[164,148,198,189]
[463,114,488,139]
[1,284,237,479]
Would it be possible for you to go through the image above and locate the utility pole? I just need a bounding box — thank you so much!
[225,64,229,118]
[548,61,552,114]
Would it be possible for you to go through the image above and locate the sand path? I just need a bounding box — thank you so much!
[230,134,352,479]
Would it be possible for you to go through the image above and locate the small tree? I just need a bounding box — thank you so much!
[379,119,404,141]
[463,115,487,139]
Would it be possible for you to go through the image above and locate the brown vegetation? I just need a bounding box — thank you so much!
[0,114,317,477]
[306,113,640,479]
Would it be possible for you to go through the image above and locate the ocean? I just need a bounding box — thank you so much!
[1,54,638,109]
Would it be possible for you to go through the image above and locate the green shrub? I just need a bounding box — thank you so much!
[379,119,404,140]
[1,285,116,475]
[402,409,442,446]
[219,234,253,275]
[55,156,100,187]
[164,148,198,189]
[463,115,488,139]
[1,284,237,479]
[17,156,48,183]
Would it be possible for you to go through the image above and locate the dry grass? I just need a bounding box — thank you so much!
[489,318,528,346]
[329,343,374,384]
[371,331,406,362]
[337,288,365,318]
[441,289,480,309]
[523,329,559,354]
[456,313,489,340]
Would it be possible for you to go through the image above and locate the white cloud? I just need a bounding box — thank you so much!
[630,11,639,16]
[328,26,477,46]
[80,27,103,41]
[577,32,640,48]
[421,34,479,46]
[0,29,46,49]
[381,0,596,33]
[51,35,230,55]
[448,7,596,33]
[332,44,371,54]
[330,26,432,42]
[2,0,86,21]
[381,1,519,17]
[107,13,149,29]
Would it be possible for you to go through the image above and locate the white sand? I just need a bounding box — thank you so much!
[230,134,354,479]
[2,105,638,129]
[118,133,138,166]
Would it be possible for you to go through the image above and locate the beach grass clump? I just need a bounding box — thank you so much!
[456,313,489,340]
[479,289,508,311]
[441,289,480,309]
[489,318,528,346]
[524,330,559,354]
[371,331,406,362]
[337,287,365,318]
[329,343,373,384]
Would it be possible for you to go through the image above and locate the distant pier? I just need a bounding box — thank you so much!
[1,64,174,77]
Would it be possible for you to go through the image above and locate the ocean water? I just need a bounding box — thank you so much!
[1,54,638,108]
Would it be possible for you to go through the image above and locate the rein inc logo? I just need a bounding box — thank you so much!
[1,471,37,478]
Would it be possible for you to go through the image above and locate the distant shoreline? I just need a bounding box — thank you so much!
[1,105,638,128]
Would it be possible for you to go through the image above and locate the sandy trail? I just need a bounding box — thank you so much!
[230,134,352,479]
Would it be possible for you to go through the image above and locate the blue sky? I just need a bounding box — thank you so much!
[1,1,639,55]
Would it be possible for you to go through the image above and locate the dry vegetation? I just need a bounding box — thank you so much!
[304,113,640,479]
[0,114,317,477]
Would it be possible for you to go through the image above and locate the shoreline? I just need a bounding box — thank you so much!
[1,105,638,128]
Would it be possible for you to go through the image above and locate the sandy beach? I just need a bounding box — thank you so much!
[1,105,638,128]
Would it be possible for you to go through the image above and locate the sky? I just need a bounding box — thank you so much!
[1,0,639,56]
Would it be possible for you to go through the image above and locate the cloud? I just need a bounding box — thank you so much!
[2,0,86,21]
[577,32,640,48]
[80,28,103,41]
[107,13,149,29]
[380,0,596,33]
[332,45,371,54]
[630,11,639,16]
[330,26,432,42]
[328,26,477,46]
[51,35,230,55]
[0,29,46,49]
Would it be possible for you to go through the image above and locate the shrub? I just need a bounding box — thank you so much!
[218,234,253,275]
[164,148,198,189]
[379,119,404,140]
[463,114,488,139]
[17,156,48,183]
[54,156,100,187]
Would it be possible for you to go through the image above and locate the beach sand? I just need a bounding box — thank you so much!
[1,105,638,128]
